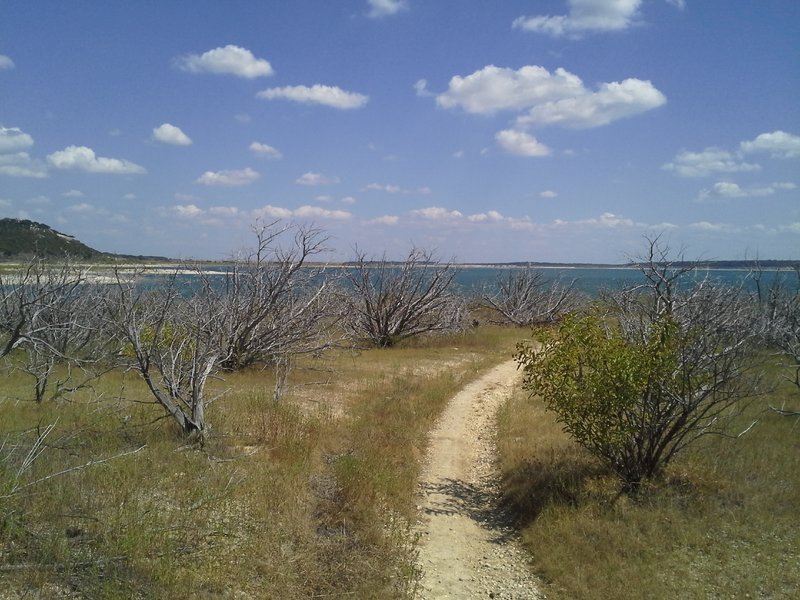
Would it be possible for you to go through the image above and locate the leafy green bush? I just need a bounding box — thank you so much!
[517,295,760,489]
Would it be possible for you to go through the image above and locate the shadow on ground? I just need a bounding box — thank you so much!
[420,477,518,544]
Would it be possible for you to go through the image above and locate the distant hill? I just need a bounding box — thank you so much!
[0,218,102,259]
[0,218,169,261]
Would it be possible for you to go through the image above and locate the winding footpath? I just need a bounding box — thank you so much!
[415,359,544,599]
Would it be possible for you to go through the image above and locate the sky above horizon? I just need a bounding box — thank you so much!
[1,0,798,263]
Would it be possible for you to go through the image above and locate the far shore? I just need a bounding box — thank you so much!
[2,259,799,273]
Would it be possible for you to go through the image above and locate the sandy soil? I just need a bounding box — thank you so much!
[414,359,544,599]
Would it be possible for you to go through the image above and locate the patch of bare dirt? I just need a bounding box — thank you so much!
[415,359,544,599]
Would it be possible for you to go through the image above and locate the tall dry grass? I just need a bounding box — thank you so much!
[0,325,520,598]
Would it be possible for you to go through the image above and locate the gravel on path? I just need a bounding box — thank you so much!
[414,359,544,600]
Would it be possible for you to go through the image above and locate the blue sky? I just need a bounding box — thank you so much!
[1,0,798,262]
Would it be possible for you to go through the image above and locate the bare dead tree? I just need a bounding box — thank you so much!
[12,296,100,402]
[0,258,85,359]
[520,236,765,487]
[480,268,581,326]
[762,266,800,412]
[340,247,464,347]
[213,222,335,371]
[100,223,337,432]
[0,259,112,402]
[102,268,229,441]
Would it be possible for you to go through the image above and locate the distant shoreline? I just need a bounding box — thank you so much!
[2,259,799,272]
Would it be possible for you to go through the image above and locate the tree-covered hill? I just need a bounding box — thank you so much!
[0,218,102,259]
[0,218,171,261]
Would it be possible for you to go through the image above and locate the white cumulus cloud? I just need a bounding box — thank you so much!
[0,55,14,70]
[698,181,797,201]
[467,211,506,223]
[174,45,273,78]
[739,130,800,159]
[411,207,464,221]
[366,183,402,193]
[662,148,761,177]
[208,206,240,216]
[512,0,643,38]
[689,221,727,232]
[550,212,636,229]
[515,78,666,129]
[0,127,48,178]
[367,0,408,18]
[436,65,665,131]
[252,205,293,220]
[258,85,368,109]
[249,141,283,159]
[0,153,48,178]
[0,127,34,152]
[437,65,585,115]
[296,172,339,186]
[250,204,350,221]
[779,222,800,234]
[367,215,399,225]
[293,205,351,220]
[196,167,259,186]
[540,190,558,198]
[414,79,433,97]
[152,123,192,145]
[364,183,430,194]
[47,146,146,174]
[174,204,204,218]
[495,130,551,157]
[579,212,635,228]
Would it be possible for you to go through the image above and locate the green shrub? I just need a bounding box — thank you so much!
[517,303,759,488]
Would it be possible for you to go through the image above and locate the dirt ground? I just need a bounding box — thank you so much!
[414,359,544,599]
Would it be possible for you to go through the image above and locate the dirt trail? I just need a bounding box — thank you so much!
[415,359,544,599]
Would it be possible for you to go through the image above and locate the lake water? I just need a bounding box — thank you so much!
[142,264,796,299]
[452,266,795,297]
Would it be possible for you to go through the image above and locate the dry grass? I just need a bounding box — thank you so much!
[10,322,795,598]
[0,325,520,598]
[497,360,800,599]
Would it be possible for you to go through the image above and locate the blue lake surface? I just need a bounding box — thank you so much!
[451,266,794,297]
[142,265,796,299]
